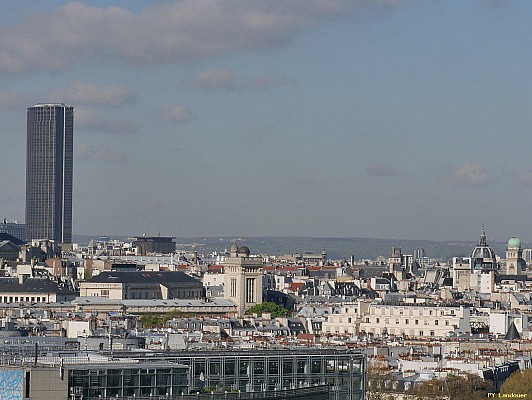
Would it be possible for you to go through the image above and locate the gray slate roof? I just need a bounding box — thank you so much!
[505,321,521,340]
[0,278,74,294]
[0,233,24,246]
[87,271,201,285]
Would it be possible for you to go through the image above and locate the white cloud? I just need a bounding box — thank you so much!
[76,107,137,134]
[160,104,197,124]
[0,89,36,108]
[365,164,398,177]
[76,142,127,162]
[0,1,398,72]
[453,163,491,186]
[186,68,293,90]
[49,81,136,106]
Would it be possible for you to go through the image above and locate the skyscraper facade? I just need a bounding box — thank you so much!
[0,219,25,242]
[26,104,73,243]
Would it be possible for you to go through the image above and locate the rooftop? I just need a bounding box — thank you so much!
[87,271,200,284]
[32,103,66,107]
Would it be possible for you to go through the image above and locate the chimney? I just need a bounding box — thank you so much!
[18,274,28,285]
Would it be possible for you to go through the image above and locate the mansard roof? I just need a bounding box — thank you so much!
[87,271,201,285]
[0,278,74,294]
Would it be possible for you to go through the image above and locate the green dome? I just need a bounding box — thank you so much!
[508,237,521,248]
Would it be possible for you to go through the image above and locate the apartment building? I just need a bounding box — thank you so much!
[359,303,470,338]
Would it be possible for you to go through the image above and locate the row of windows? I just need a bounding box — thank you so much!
[369,328,438,337]
[376,307,457,316]
[68,368,188,398]
[1,295,49,303]
[370,317,451,326]
[135,354,365,398]
[179,356,363,376]
[91,289,203,299]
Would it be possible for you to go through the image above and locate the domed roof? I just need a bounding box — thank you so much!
[238,246,250,256]
[508,237,521,249]
[230,242,239,253]
[471,246,496,260]
[470,228,497,260]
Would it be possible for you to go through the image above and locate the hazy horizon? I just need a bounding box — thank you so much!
[73,231,515,246]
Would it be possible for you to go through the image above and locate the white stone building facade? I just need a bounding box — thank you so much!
[359,303,470,338]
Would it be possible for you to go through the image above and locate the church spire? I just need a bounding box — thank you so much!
[479,225,487,246]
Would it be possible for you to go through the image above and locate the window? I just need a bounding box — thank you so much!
[246,278,255,303]
[435,320,438,326]
[415,320,419,325]
[405,319,409,325]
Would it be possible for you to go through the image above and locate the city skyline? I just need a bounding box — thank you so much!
[1,1,532,242]
[26,103,73,243]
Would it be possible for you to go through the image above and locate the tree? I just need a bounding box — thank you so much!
[413,378,447,400]
[139,313,165,328]
[245,302,291,318]
[366,366,396,400]
[445,373,492,400]
[413,373,492,400]
[500,369,532,396]
[139,311,186,328]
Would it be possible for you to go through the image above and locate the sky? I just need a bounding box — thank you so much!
[1,0,531,242]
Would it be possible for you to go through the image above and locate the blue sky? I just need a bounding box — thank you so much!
[1,0,531,242]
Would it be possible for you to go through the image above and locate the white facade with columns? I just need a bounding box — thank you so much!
[359,303,470,338]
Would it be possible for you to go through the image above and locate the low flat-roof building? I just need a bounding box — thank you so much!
[0,345,366,400]
[79,271,204,300]
[0,361,189,399]
[111,349,366,399]
[72,297,237,315]
[133,235,176,255]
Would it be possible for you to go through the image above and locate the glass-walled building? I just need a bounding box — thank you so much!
[67,363,189,398]
[0,219,25,242]
[132,349,365,400]
[0,348,365,400]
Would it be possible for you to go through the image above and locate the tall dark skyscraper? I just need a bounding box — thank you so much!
[26,103,73,243]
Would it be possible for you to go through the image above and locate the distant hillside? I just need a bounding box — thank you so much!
[73,235,522,261]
